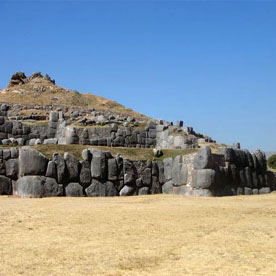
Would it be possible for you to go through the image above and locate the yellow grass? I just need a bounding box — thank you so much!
[1,194,276,276]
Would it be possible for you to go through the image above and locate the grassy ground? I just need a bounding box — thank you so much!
[1,194,276,276]
[0,144,198,160]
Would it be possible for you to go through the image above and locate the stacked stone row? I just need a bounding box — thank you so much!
[2,147,166,198]
[215,147,271,196]
[0,147,19,195]
[0,118,47,146]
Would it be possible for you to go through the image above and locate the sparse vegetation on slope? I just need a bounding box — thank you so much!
[0,74,148,119]
[0,144,198,160]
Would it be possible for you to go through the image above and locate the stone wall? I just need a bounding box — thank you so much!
[0,107,214,149]
[0,146,274,198]
[162,146,274,196]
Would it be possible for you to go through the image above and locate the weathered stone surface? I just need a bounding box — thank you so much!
[163,157,173,181]
[119,185,136,196]
[194,146,213,169]
[138,187,149,195]
[90,149,107,180]
[14,176,58,198]
[82,149,92,161]
[191,189,213,197]
[5,159,18,180]
[244,187,253,195]
[105,181,118,196]
[64,152,79,182]
[123,159,135,186]
[65,182,84,197]
[244,167,253,188]
[172,155,188,186]
[53,153,66,184]
[157,161,165,184]
[79,160,91,187]
[162,180,174,194]
[151,176,161,194]
[86,179,117,196]
[49,111,59,122]
[192,169,215,189]
[64,126,79,144]
[43,178,59,197]
[45,161,57,179]
[108,158,118,181]
[237,187,244,195]
[259,187,271,194]
[3,149,11,160]
[0,159,5,175]
[10,147,18,158]
[141,167,152,186]
[19,147,48,177]
[218,147,234,162]
[0,175,12,195]
[173,185,188,195]
[43,138,58,145]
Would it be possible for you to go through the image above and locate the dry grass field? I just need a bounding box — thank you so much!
[1,194,276,276]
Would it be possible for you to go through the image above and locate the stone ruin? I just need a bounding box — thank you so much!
[0,146,275,198]
[0,105,214,149]
[0,71,275,197]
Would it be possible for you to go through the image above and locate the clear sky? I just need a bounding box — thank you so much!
[0,1,275,151]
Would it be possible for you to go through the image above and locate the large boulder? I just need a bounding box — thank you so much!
[162,180,174,194]
[64,126,79,144]
[65,182,84,197]
[0,175,12,195]
[45,161,57,179]
[163,157,173,181]
[123,159,135,186]
[53,153,66,184]
[64,152,79,182]
[43,178,59,197]
[14,176,59,198]
[119,185,136,196]
[19,147,48,177]
[192,169,215,189]
[194,146,213,169]
[191,189,214,197]
[90,149,107,180]
[5,159,18,180]
[108,158,118,181]
[79,160,92,188]
[172,155,188,186]
[85,179,118,197]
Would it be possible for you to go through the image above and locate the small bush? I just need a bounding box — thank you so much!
[267,154,276,169]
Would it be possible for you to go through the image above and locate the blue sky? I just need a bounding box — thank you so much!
[0,1,275,151]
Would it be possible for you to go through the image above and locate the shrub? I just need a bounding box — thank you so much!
[267,154,276,169]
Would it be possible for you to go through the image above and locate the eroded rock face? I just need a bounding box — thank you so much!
[8,72,27,86]
[14,176,58,198]
[0,175,12,195]
[192,169,215,189]
[90,149,108,180]
[85,179,118,197]
[64,152,79,182]
[19,147,48,177]
[65,182,84,197]
[194,146,213,170]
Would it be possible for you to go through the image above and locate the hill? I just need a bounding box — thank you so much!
[0,71,148,120]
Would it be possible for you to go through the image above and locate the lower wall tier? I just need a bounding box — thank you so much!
[0,146,275,197]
